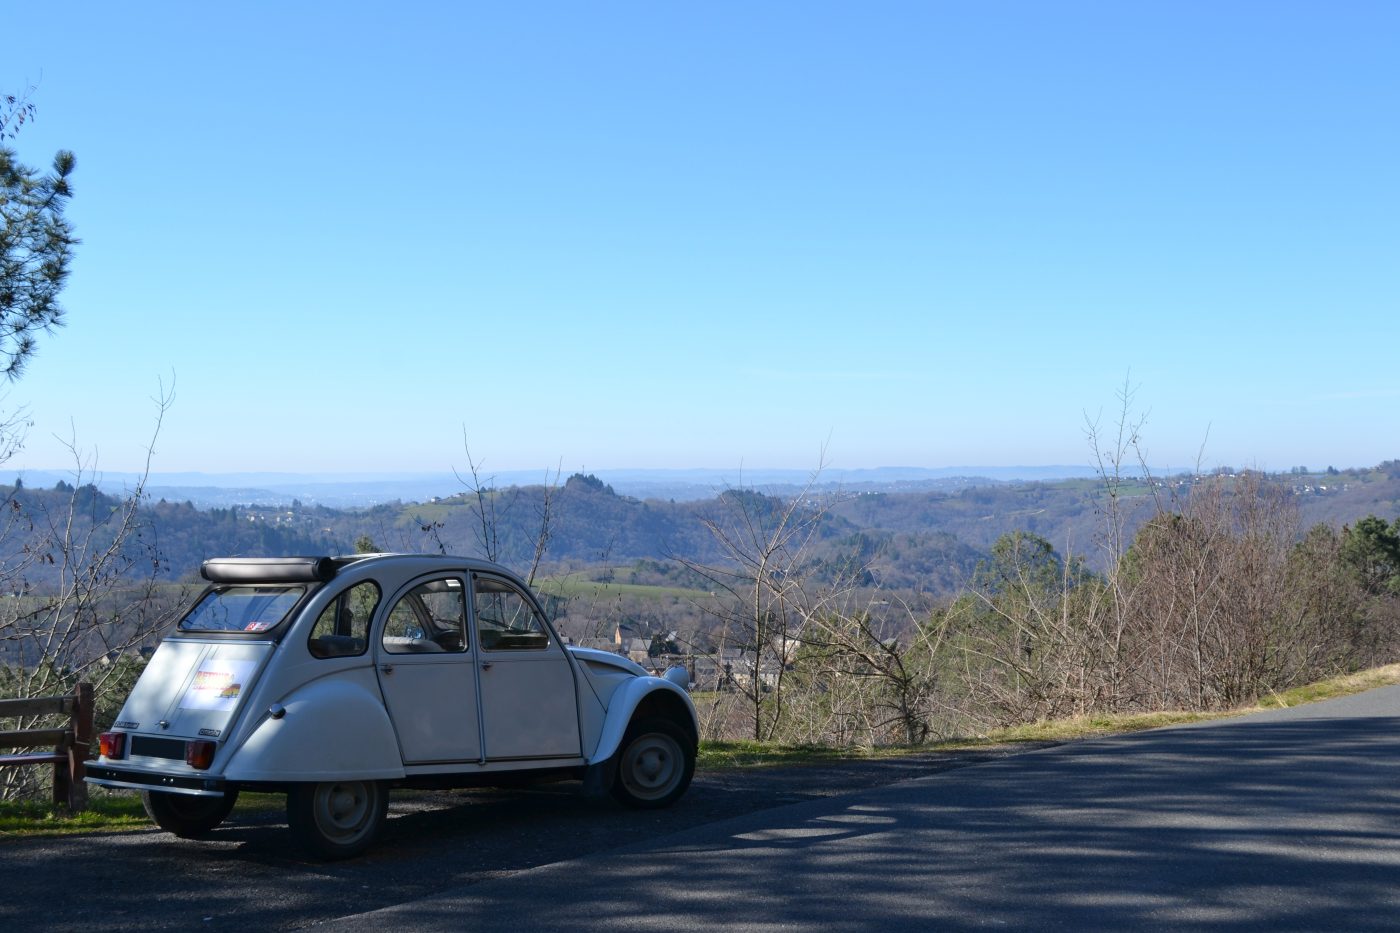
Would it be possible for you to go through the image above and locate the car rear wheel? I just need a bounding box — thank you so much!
[286,780,388,860]
[610,717,695,809]
[142,789,239,838]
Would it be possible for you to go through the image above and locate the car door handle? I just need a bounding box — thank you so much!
[480,661,492,671]
[379,663,394,675]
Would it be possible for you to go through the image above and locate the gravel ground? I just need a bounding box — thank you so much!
[1,743,1053,931]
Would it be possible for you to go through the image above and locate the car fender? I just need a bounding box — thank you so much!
[587,676,698,765]
[223,670,405,783]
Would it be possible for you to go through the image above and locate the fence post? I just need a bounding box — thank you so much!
[68,683,93,811]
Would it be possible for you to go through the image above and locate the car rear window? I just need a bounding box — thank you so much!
[179,585,306,633]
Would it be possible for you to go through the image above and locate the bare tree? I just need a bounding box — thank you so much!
[525,460,562,588]
[1127,470,1311,709]
[676,463,838,741]
[0,384,188,800]
[796,588,953,746]
[452,436,560,584]
[455,436,501,563]
[1081,375,1160,711]
[954,530,1119,722]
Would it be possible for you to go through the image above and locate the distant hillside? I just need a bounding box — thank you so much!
[15,464,1129,508]
[4,462,1395,600]
[0,483,340,591]
[1296,461,1400,528]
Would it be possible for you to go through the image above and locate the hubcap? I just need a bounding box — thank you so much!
[315,782,374,840]
[622,733,682,800]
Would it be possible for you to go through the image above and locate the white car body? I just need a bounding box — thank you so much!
[87,554,698,858]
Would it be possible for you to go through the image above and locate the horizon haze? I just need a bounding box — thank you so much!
[8,460,1351,509]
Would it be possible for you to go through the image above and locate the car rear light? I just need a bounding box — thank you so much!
[98,731,127,760]
[185,739,217,770]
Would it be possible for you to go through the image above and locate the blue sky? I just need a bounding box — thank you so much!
[5,1,1397,478]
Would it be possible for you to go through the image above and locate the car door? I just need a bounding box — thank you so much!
[374,574,483,764]
[471,573,581,761]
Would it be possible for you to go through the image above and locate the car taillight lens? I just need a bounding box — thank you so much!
[185,739,217,770]
[98,731,126,760]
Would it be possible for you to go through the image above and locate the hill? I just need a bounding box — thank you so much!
[2,463,1395,602]
[15,464,1135,508]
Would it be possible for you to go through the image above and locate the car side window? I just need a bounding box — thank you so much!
[308,581,380,659]
[474,576,550,651]
[382,577,468,654]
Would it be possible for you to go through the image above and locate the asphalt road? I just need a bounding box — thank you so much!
[5,688,1399,931]
[0,743,1036,931]
[330,686,1400,932]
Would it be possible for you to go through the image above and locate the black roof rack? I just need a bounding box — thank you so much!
[200,557,338,584]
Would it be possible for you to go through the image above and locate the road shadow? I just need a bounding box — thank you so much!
[380,715,1400,932]
[0,745,1033,931]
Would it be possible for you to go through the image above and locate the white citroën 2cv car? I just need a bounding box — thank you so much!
[86,554,698,858]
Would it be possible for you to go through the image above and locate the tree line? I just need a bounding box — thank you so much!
[686,465,1400,748]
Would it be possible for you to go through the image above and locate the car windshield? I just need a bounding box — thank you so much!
[179,585,306,633]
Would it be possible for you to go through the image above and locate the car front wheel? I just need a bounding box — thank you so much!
[610,717,695,809]
[286,780,388,860]
[142,789,239,838]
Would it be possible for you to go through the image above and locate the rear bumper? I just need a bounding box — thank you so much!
[85,763,229,797]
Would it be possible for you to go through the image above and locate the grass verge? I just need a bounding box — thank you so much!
[0,789,287,839]
[1255,662,1400,708]
[0,792,149,837]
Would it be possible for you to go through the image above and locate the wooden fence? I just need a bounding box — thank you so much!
[0,683,94,811]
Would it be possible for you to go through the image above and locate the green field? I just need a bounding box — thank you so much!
[533,574,714,602]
